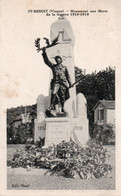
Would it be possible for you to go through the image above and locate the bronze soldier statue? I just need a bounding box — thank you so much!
[42,48,73,114]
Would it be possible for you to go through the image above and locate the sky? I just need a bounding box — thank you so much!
[0,0,120,109]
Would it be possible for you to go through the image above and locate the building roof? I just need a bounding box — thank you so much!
[10,115,22,124]
[10,113,32,124]
[93,100,115,110]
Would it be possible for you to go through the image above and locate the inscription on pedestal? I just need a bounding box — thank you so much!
[45,118,70,146]
[74,126,83,130]
[34,119,46,142]
[70,118,89,145]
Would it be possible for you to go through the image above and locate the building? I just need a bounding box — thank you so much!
[10,115,22,129]
[93,100,115,129]
[21,113,31,124]
[10,113,31,128]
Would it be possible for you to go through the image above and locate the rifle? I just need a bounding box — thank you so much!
[69,75,86,89]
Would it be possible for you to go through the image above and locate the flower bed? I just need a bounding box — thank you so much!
[10,139,112,179]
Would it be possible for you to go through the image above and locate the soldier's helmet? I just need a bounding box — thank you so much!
[55,55,62,63]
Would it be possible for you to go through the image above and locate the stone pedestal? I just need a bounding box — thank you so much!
[34,94,49,142]
[35,92,89,145]
[45,116,89,146]
[70,118,89,145]
[34,118,46,143]
[45,118,70,146]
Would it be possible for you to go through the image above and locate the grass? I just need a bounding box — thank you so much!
[7,144,25,161]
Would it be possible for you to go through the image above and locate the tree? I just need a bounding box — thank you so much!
[75,66,115,129]
[7,104,37,144]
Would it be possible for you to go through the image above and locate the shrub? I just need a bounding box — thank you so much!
[103,124,115,145]
[7,122,34,144]
[90,123,115,145]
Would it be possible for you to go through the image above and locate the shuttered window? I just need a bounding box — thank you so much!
[98,109,104,120]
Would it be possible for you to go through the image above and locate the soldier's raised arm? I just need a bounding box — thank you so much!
[41,48,53,69]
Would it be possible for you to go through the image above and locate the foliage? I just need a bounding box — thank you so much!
[7,104,37,144]
[103,124,115,145]
[35,137,45,147]
[10,139,112,180]
[90,123,115,145]
[7,104,37,124]
[75,66,115,126]
[7,124,14,144]
[7,122,34,144]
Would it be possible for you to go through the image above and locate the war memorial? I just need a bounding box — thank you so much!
[34,17,89,146]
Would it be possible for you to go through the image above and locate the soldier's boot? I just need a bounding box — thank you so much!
[61,101,65,113]
[48,94,56,110]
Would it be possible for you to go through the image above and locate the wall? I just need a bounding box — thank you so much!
[107,109,115,125]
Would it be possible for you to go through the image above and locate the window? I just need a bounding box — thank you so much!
[98,109,104,121]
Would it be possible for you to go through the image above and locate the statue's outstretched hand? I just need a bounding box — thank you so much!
[40,47,46,55]
[42,47,46,52]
